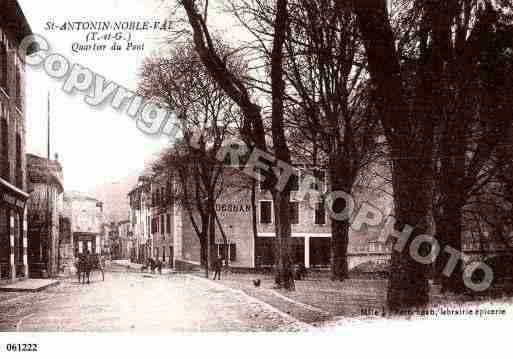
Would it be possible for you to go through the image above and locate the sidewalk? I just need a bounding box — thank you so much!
[192,271,387,325]
[0,278,60,293]
[196,271,511,325]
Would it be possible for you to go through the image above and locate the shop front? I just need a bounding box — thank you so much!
[0,179,28,282]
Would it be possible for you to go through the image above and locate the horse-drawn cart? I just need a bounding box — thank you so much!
[75,254,105,284]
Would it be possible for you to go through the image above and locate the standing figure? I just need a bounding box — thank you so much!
[212,255,222,280]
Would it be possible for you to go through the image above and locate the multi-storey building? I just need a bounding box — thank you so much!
[61,192,104,271]
[174,165,341,269]
[128,176,151,263]
[150,171,174,267]
[106,221,119,259]
[129,155,510,273]
[0,1,32,282]
[99,222,110,257]
[118,219,132,259]
[26,153,64,277]
[125,161,393,271]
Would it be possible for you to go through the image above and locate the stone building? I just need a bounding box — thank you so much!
[0,1,32,282]
[173,165,339,269]
[128,152,510,273]
[26,153,64,277]
[150,171,174,267]
[107,221,120,259]
[128,176,151,263]
[61,192,104,272]
[126,162,388,271]
[118,219,132,259]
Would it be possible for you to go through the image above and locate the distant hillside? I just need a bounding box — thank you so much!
[87,169,141,223]
[87,152,163,223]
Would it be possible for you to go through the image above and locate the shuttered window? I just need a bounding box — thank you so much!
[0,44,7,91]
[259,201,272,224]
[315,200,326,225]
[290,202,299,224]
[1,117,9,181]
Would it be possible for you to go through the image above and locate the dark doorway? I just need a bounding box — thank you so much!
[0,208,10,279]
[309,237,331,267]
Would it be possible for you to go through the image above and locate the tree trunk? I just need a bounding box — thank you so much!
[328,156,354,281]
[354,0,431,310]
[270,0,294,290]
[251,178,259,269]
[331,220,350,280]
[203,194,218,279]
[200,231,208,277]
[387,157,431,310]
[272,189,294,290]
[435,195,465,293]
[208,203,217,275]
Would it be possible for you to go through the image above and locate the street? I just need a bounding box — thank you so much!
[0,267,305,332]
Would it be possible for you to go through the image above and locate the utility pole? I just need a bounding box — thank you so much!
[46,92,52,277]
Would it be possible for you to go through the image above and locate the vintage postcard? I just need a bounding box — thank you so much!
[0,0,512,357]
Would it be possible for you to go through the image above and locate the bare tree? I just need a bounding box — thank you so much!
[351,0,513,307]
[285,0,380,280]
[139,42,238,277]
[177,0,296,289]
[431,7,513,293]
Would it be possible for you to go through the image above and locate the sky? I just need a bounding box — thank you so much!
[19,0,174,193]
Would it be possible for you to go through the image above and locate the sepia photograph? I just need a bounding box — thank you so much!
[0,0,512,357]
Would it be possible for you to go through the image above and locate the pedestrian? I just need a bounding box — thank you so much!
[212,255,222,280]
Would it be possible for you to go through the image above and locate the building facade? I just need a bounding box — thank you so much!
[128,176,151,263]
[26,153,64,277]
[0,1,32,282]
[117,220,132,259]
[61,192,104,271]
[150,172,174,267]
[174,166,340,269]
[128,157,510,273]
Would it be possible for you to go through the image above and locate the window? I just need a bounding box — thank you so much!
[258,169,266,191]
[166,213,171,234]
[160,214,165,235]
[167,180,173,204]
[151,217,157,234]
[1,117,9,181]
[15,67,21,108]
[259,201,272,224]
[311,170,326,191]
[289,170,299,191]
[0,44,6,90]
[229,243,236,261]
[314,200,326,225]
[290,202,299,224]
